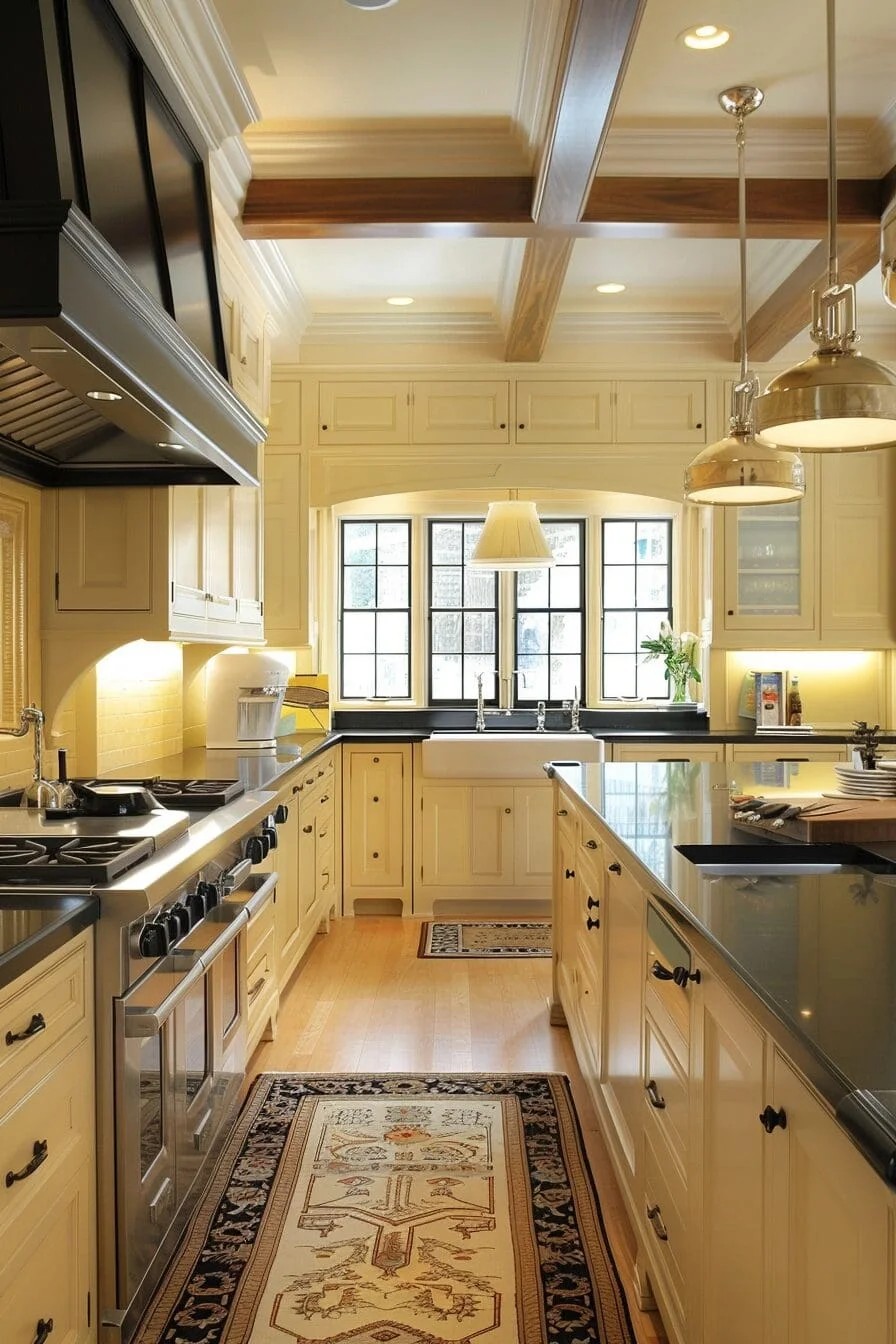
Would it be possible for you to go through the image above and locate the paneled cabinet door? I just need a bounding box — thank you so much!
[319,381,410,444]
[615,380,706,444]
[411,381,510,444]
[56,487,153,611]
[202,486,237,625]
[599,849,645,1188]
[514,380,613,444]
[170,485,207,620]
[766,1052,892,1344]
[419,787,471,886]
[231,485,263,628]
[513,786,553,884]
[469,787,515,883]
[344,749,409,895]
[691,969,767,1344]
[263,449,308,646]
[273,794,301,987]
[820,452,895,645]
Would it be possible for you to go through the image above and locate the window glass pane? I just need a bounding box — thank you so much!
[601,517,673,700]
[462,524,484,562]
[432,655,462,700]
[463,569,496,608]
[463,611,495,654]
[516,655,549,700]
[343,654,375,698]
[551,656,580,701]
[636,565,669,607]
[343,522,376,565]
[603,566,635,607]
[378,522,409,563]
[377,566,408,607]
[432,567,462,608]
[603,520,635,564]
[544,522,580,564]
[343,611,375,653]
[549,566,580,608]
[513,520,585,705]
[432,611,462,653]
[640,656,669,699]
[517,568,550,609]
[637,611,670,646]
[603,654,636,699]
[377,612,408,652]
[518,611,549,654]
[431,522,463,564]
[463,658,496,700]
[550,612,581,653]
[637,520,669,562]
[344,567,376,609]
[604,611,636,653]
[377,655,408,697]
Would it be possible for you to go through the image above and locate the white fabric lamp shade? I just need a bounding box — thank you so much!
[470,500,555,570]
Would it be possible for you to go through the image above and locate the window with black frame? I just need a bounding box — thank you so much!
[340,519,411,699]
[601,518,672,700]
[513,520,584,706]
[429,520,498,703]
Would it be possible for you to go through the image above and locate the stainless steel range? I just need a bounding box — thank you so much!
[0,780,285,1343]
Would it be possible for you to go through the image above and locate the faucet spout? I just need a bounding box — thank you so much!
[0,705,57,808]
[475,671,495,732]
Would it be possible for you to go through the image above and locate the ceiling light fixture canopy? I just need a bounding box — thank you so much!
[470,492,555,570]
[344,0,398,8]
[685,86,805,505]
[754,0,896,452]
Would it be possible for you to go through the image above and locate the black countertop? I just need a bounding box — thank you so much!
[551,760,896,1187]
[0,895,98,992]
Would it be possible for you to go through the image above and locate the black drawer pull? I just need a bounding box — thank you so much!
[587,896,599,910]
[557,808,568,816]
[6,1012,46,1046]
[651,959,701,987]
[646,1079,666,1109]
[320,794,330,803]
[608,860,621,873]
[303,824,313,834]
[248,976,267,1002]
[565,868,575,879]
[585,839,598,850]
[646,1203,668,1241]
[586,916,600,930]
[32,1321,54,1344]
[6,1138,48,1187]
[759,1105,787,1133]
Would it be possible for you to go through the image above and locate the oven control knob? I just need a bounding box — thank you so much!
[139,921,170,957]
[185,889,206,922]
[160,910,181,942]
[201,881,221,910]
[244,835,266,866]
[168,902,192,936]
[262,824,278,851]
[274,803,289,825]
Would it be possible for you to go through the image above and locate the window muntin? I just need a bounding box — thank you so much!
[601,518,672,700]
[340,519,411,699]
[513,521,584,705]
[428,521,498,703]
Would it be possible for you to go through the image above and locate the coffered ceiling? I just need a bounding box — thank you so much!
[207,0,896,367]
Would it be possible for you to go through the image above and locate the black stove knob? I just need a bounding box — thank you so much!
[185,889,206,922]
[274,803,289,825]
[201,881,221,910]
[262,824,277,851]
[160,909,181,942]
[139,921,170,957]
[168,902,192,936]
[244,835,266,865]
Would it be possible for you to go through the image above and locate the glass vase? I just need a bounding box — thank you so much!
[670,670,691,703]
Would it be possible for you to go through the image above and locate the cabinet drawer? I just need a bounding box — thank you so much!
[247,895,275,962]
[643,1122,688,1330]
[644,1013,689,1175]
[0,1037,93,1234]
[0,937,89,1102]
[247,927,276,1021]
[646,905,694,1049]
[0,1157,93,1344]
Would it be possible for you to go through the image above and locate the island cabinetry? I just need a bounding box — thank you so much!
[552,803,602,1084]
[725,743,849,764]
[245,893,278,1058]
[343,745,412,913]
[611,744,725,763]
[0,930,95,1343]
[414,776,553,915]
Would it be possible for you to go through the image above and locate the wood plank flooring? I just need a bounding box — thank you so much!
[250,915,668,1344]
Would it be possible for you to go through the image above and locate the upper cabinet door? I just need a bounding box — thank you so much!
[56,488,153,611]
[616,380,707,444]
[411,381,510,444]
[515,380,613,444]
[819,452,895,646]
[266,381,302,447]
[319,381,410,444]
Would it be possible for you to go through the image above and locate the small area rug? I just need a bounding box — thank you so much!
[417,920,552,959]
[133,1072,634,1344]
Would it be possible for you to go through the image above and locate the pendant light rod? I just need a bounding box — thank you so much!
[826,0,838,287]
[719,86,763,403]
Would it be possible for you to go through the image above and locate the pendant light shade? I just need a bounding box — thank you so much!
[469,499,555,570]
[684,87,805,506]
[754,0,896,452]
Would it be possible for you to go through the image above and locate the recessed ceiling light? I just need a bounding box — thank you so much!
[157,441,185,451]
[595,282,626,294]
[386,296,414,306]
[680,24,731,50]
[86,390,123,401]
[345,0,398,9]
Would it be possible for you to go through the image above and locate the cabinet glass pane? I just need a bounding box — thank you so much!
[735,503,801,615]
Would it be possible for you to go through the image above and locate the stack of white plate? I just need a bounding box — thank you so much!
[832,764,896,796]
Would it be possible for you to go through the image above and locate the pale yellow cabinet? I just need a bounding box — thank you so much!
[611,743,725,763]
[766,1050,893,1344]
[720,490,816,639]
[217,250,272,424]
[726,743,849,764]
[47,482,264,644]
[319,380,510,446]
[263,377,311,646]
[514,379,613,444]
[615,380,707,444]
[819,451,895,644]
[0,931,96,1344]
[599,839,645,1188]
[343,745,412,913]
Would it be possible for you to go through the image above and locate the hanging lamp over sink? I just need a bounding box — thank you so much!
[469,491,555,570]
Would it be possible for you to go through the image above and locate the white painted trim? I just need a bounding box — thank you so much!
[515,0,571,157]
[302,312,503,346]
[599,121,884,178]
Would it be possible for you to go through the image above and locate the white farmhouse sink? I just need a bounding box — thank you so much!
[421,732,604,778]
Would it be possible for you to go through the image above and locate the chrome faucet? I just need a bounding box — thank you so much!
[569,686,583,733]
[475,671,495,732]
[535,700,547,733]
[0,704,58,807]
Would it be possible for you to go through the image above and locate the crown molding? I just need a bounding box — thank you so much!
[302,312,502,347]
[209,138,253,222]
[599,121,884,179]
[245,118,532,179]
[128,0,258,148]
[249,243,312,346]
[552,310,732,345]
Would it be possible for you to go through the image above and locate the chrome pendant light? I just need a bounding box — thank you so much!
[754,0,896,451]
[684,88,805,505]
[469,491,555,570]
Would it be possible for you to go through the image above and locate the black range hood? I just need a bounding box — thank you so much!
[0,0,264,488]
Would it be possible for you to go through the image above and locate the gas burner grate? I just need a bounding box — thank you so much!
[98,778,244,809]
[0,834,155,883]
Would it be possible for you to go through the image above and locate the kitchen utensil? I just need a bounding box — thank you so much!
[72,781,162,816]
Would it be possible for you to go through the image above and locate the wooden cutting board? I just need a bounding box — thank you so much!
[732,800,896,844]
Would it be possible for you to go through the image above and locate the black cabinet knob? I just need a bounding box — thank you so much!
[585,839,598,850]
[759,1105,787,1133]
[372,851,379,858]
[565,867,575,879]
[275,803,289,824]
[587,896,599,910]
[608,860,621,873]
[586,916,600,930]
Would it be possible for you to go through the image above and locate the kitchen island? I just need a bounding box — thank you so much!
[550,759,896,1344]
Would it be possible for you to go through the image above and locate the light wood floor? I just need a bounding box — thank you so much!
[250,916,667,1344]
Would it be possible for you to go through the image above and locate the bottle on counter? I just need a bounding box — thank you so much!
[787,675,802,726]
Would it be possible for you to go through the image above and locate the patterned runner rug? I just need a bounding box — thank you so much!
[417,920,552,958]
[133,1073,634,1344]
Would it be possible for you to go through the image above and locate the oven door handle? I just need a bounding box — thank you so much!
[233,871,278,919]
[197,908,248,970]
[123,956,207,1038]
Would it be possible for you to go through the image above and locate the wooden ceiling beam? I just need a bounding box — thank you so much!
[737,233,882,364]
[503,0,647,361]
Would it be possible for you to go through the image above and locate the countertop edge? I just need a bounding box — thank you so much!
[0,896,99,993]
